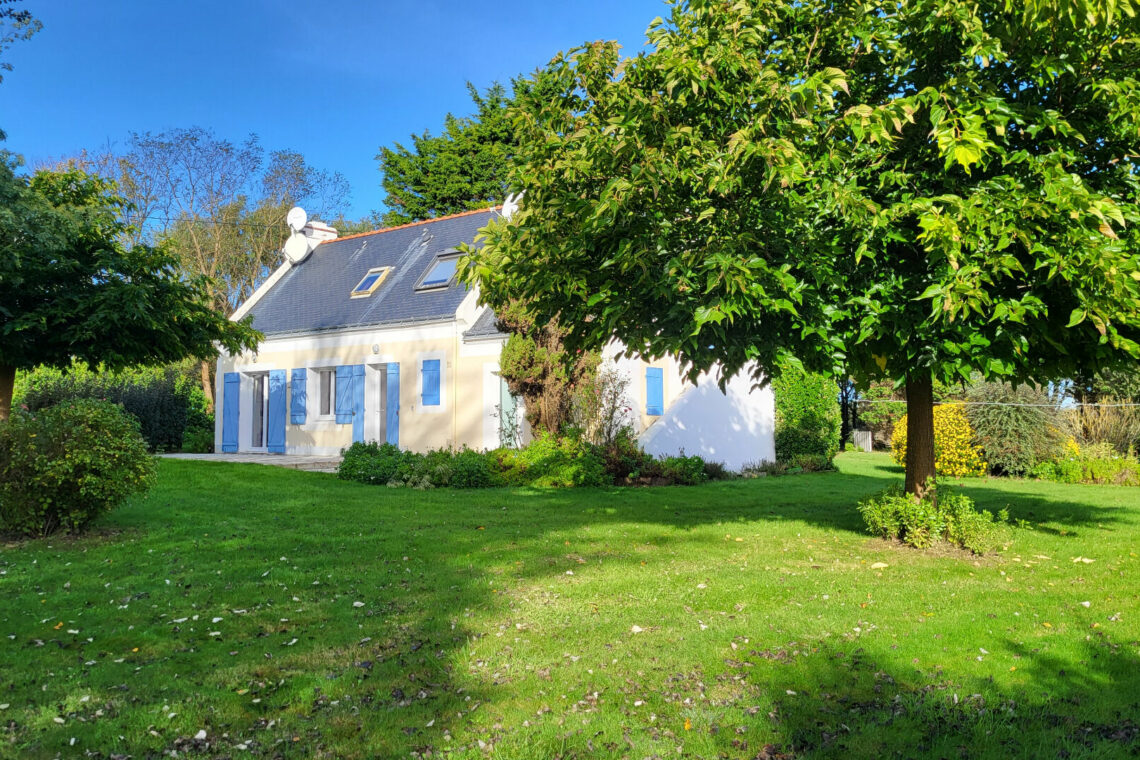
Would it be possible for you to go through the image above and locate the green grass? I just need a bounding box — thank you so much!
[1,452,1138,759]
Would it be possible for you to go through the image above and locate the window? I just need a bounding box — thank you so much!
[351,267,391,298]
[416,255,459,290]
[319,369,335,416]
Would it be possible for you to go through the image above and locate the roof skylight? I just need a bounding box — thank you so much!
[416,255,459,290]
[351,267,391,298]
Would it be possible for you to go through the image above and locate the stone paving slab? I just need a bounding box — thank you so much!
[159,453,341,472]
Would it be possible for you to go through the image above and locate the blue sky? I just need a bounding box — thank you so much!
[1,0,666,220]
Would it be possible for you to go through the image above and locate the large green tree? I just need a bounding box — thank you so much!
[463,0,1140,496]
[0,153,261,421]
[377,82,522,226]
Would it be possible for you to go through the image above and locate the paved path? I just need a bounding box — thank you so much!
[159,453,341,473]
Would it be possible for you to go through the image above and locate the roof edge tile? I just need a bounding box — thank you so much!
[330,205,502,245]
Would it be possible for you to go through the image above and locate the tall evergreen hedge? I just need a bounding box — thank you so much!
[15,361,210,453]
[772,363,841,467]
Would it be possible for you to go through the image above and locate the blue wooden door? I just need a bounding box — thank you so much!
[386,363,400,446]
[267,370,287,453]
[221,372,240,452]
[351,364,365,443]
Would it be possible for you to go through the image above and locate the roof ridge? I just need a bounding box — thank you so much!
[330,205,502,244]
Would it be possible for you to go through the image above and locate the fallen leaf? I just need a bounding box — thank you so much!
[870,562,888,570]
[631,625,645,634]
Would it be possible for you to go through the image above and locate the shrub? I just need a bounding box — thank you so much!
[656,455,708,485]
[0,400,156,537]
[965,382,1061,476]
[16,361,210,453]
[702,460,733,481]
[495,433,611,487]
[181,421,215,453]
[597,428,653,481]
[1061,400,1140,455]
[892,404,986,478]
[445,448,502,489]
[858,484,1009,553]
[773,363,841,465]
[338,442,413,486]
[1033,441,1140,486]
[571,363,635,447]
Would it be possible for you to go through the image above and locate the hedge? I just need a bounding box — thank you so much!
[15,361,211,453]
[772,363,841,467]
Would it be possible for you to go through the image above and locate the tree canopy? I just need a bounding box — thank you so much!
[0,153,261,420]
[377,82,523,226]
[463,0,1140,494]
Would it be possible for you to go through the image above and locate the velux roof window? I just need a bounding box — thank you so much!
[416,254,459,291]
[351,267,391,298]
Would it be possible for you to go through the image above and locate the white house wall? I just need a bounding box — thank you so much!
[638,367,775,470]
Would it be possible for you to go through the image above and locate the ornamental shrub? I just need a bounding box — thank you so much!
[17,361,210,453]
[494,433,610,487]
[858,484,1009,553]
[772,363,841,465]
[0,400,156,537]
[965,382,1061,476]
[1033,441,1140,486]
[892,404,986,478]
[656,454,708,485]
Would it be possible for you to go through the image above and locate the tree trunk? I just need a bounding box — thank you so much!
[0,365,14,423]
[200,359,215,415]
[903,373,936,499]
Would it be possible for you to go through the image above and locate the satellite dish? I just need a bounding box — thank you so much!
[286,206,308,233]
[501,191,524,220]
[283,232,312,265]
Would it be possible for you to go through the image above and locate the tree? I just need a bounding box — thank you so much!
[377,82,521,226]
[463,0,1140,497]
[111,129,350,408]
[0,153,261,421]
[0,0,39,85]
[495,301,600,435]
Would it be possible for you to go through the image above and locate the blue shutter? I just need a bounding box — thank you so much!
[646,367,664,416]
[421,359,441,406]
[386,363,400,447]
[352,364,366,443]
[290,369,306,424]
[221,372,240,452]
[267,370,287,453]
[335,365,353,423]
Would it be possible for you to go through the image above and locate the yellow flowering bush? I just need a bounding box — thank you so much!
[892,404,986,478]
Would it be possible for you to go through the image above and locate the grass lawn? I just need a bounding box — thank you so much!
[1,453,1138,759]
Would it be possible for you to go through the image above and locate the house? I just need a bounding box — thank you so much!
[214,206,776,469]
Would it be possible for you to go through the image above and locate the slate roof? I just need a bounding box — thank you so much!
[463,307,507,340]
[246,208,499,336]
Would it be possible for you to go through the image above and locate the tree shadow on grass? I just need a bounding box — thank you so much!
[2,455,1138,758]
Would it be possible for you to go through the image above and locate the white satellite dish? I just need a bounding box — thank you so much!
[283,232,312,265]
[501,191,524,220]
[286,206,308,233]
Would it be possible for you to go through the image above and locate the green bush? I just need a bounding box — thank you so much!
[966,382,1061,476]
[655,455,708,485]
[180,421,215,453]
[494,433,611,487]
[0,400,156,537]
[338,442,414,486]
[597,428,653,480]
[772,363,841,465]
[17,361,210,453]
[1033,442,1140,486]
[858,484,1010,554]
